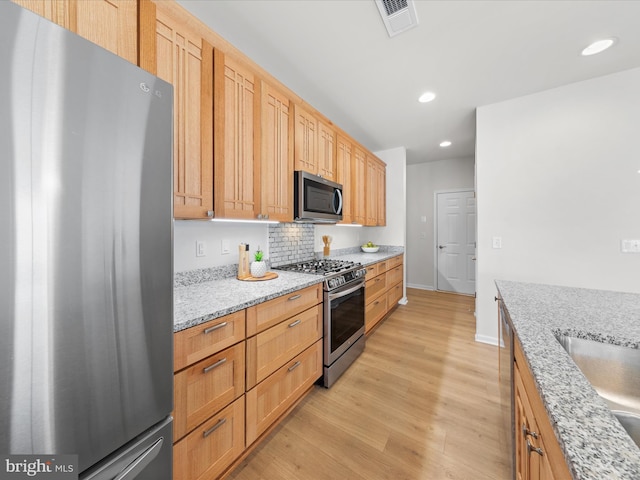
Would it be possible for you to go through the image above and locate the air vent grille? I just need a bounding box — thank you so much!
[374,0,419,38]
[381,0,408,16]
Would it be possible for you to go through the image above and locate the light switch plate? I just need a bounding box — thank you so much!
[221,239,230,255]
[621,239,640,253]
[492,237,502,249]
[196,240,206,257]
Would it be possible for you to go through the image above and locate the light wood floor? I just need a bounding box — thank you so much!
[228,289,509,480]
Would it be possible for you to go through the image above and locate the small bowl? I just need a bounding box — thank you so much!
[361,246,379,253]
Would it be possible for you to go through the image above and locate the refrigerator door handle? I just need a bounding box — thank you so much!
[113,437,165,480]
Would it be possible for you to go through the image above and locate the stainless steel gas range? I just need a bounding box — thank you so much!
[275,259,366,387]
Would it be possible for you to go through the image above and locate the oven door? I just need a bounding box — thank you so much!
[324,279,365,366]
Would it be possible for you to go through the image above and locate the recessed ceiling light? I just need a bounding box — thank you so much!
[418,92,436,103]
[439,141,452,147]
[581,38,617,56]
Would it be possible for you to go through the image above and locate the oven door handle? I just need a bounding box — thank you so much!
[328,279,365,300]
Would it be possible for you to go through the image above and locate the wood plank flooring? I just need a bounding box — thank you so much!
[227,289,510,480]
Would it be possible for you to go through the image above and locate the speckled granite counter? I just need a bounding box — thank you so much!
[174,248,404,333]
[496,280,640,479]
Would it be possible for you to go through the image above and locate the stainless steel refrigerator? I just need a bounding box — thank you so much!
[0,2,174,479]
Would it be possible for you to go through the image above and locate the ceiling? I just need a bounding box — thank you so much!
[177,0,640,165]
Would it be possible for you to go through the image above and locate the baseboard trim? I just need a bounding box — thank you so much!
[406,283,435,291]
[475,334,499,346]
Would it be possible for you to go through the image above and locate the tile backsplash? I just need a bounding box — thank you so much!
[268,223,315,266]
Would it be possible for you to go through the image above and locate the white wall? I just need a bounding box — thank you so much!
[406,157,475,289]
[476,67,640,345]
[174,221,268,273]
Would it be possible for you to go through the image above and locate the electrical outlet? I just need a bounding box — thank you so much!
[492,237,502,249]
[196,240,206,257]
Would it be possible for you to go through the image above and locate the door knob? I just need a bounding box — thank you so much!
[438,245,446,249]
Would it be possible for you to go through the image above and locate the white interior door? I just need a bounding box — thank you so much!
[436,190,476,294]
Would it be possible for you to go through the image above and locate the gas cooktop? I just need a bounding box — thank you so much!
[274,259,361,276]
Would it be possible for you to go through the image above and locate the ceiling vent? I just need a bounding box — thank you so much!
[375,0,419,38]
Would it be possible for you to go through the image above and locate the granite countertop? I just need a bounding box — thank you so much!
[496,280,640,479]
[174,248,404,332]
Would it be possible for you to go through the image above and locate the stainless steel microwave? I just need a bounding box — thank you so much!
[294,171,343,223]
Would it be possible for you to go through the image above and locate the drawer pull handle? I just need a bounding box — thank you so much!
[526,439,544,456]
[288,319,301,328]
[374,301,380,305]
[375,278,381,282]
[288,361,301,372]
[203,358,227,374]
[203,322,227,334]
[522,424,538,439]
[288,294,302,301]
[203,418,226,438]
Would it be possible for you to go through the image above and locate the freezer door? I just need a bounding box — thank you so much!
[81,417,172,480]
[0,2,173,475]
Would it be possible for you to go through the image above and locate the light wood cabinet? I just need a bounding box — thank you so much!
[174,342,245,441]
[364,154,387,226]
[514,338,571,480]
[146,1,214,219]
[260,81,294,222]
[317,120,336,181]
[174,310,245,372]
[294,104,318,174]
[173,308,247,480]
[12,0,138,64]
[173,396,245,480]
[246,284,322,336]
[336,135,353,224]
[246,340,322,446]
[245,284,323,447]
[214,50,259,219]
[377,161,387,226]
[365,255,403,334]
[246,304,322,389]
[352,147,367,225]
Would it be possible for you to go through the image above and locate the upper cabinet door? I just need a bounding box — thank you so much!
[352,147,367,225]
[294,104,318,174]
[13,0,137,64]
[317,120,336,181]
[261,81,294,222]
[214,51,259,219]
[365,155,378,226]
[376,161,386,226]
[149,1,214,219]
[336,135,353,224]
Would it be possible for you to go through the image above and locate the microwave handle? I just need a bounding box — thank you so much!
[333,189,343,215]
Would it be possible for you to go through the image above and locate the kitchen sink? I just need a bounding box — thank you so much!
[555,334,640,447]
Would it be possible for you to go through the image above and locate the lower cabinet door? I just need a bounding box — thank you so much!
[173,396,245,480]
[245,340,322,445]
[365,296,387,333]
[174,342,245,441]
[387,281,403,307]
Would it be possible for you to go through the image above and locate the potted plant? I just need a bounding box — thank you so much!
[250,246,267,278]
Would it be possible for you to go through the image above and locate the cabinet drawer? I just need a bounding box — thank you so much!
[365,273,387,303]
[174,342,245,441]
[387,281,403,308]
[365,295,387,333]
[246,284,322,336]
[364,263,379,280]
[246,340,322,446]
[173,396,245,480]
[247,304,322,389]
[174,310,246,372]
[388,254,403,269]
[387,264,403,286]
